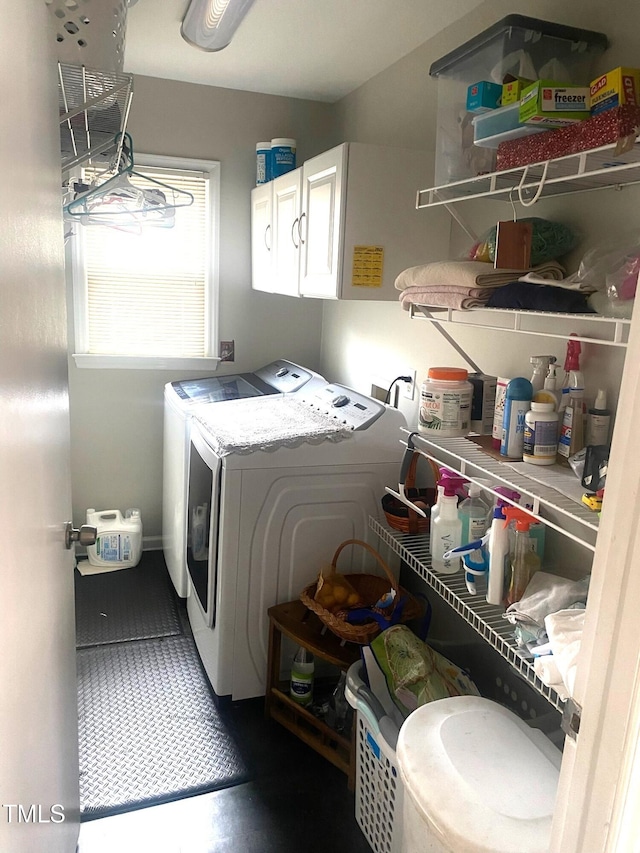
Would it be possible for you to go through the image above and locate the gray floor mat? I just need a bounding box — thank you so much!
[77,634,248,818]
[75,559,183,648]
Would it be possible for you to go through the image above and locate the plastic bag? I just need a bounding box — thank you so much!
[466,217,579,265]
[314,565,362,613]
[573,233,640,302]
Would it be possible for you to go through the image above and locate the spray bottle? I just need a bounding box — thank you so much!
[485,502,508,605]
[530,356,557,393]
[458,482,489,545]
[430,480,463,574]
[502,507,541,606]
[558,336,584,417]
[533,363,561,411]
[429,471,466,554]
[494,486,545,562]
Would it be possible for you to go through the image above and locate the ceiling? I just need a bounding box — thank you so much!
[124,0,484,103]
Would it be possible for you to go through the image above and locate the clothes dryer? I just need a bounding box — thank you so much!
[163,360,325,596]
[185,383,406,701]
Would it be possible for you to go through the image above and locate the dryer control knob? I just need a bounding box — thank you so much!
[276,367,289,377]
[332,395,350,407]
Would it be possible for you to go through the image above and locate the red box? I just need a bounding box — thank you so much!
[496,105,640,170]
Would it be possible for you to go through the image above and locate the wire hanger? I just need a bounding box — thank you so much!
[64,133,194,230]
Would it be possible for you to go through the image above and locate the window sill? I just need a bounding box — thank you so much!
[72,354,223,371]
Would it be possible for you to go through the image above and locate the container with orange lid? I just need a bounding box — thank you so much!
[419,367,473,437]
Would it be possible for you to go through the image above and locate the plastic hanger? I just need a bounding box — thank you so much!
[64,133,194,229]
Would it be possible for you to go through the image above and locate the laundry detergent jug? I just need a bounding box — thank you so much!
[85,508,142,568]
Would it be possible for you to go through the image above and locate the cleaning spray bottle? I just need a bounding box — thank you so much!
[534,363,561,411]
[494,486,545,562]
[429,471,466,554]
[430,480,463,574]
[530,356,557,394]
[558,336,584,418]
[502,507,541,606]
[458,482,489,545]
[486,502,509,606]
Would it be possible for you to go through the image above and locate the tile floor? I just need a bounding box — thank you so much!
[76,559,372,853]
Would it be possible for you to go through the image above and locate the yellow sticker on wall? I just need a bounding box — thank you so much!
[352,245,384,288]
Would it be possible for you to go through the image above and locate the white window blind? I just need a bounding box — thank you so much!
[72,156,219,367]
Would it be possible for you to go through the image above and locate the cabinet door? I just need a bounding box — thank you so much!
[271,169,302,297]
[250,183,273,292]
[298,144,347,299]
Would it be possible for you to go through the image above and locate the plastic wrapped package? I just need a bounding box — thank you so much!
[575,234,640,317]
[467,217,579,265]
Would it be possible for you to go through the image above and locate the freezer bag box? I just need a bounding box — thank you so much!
[590,67,640,115]
[519,80,590,127]
[469,373,497,435]
[466,80,502,113]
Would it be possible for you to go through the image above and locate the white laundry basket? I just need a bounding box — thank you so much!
[46,0,129,71]
[346,662,404,853]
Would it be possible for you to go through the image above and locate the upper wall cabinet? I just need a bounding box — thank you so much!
[251,142,450,301]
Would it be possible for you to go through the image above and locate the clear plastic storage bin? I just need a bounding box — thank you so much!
[429,15,608,185]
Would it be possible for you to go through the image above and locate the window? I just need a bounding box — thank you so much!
[70,154,220,369]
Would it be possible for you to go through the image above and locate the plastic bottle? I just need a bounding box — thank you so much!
[290,647,314,706]
[523,402,558,466]
[500,377,533,459]
[533,364,561,410]
[458,483,489,545]
[558,336,584,417]
[419,367,473,437]
[430,482,462,574]
[502,508,542,606]
[557,389,585,464]
[429,472,466,556]
[586,389,612,446]
[530,356,557,393]
[486,504,509,606]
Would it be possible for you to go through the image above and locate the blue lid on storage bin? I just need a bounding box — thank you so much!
[430,15,608,79]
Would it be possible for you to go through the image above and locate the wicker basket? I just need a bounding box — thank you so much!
[382,450,439,535]
[300,539,423,644]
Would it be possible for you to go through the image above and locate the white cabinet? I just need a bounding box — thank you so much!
[251,142,450,300]
[250,182,273,293]
[271,168,303,298]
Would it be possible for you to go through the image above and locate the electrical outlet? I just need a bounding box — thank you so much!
[401,369,416,400]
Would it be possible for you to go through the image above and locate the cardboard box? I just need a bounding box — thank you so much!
[469,373,498,435]
[501,77,535,105]
[466,81,503,113]
[590,67,640,115]
[519,80,590,127]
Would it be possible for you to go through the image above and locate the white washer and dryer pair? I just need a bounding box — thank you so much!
[185,382,406,702]
[162,359,326,598]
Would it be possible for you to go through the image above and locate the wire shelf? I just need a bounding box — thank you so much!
[58,62,133,174]
[405,432,598,552]
[410,305,631,348]
[370,517,565,713]
[417,141,640,208]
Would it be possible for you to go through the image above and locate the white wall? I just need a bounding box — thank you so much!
[320,0,637,438]
[67,77,337,538]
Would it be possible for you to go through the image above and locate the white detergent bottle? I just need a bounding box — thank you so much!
[86,507,143,568]
[486,504,509,606]
[430,484,462,574]
[458,482,489,545]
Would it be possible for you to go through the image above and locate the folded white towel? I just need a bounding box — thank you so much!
[394,260,565,292]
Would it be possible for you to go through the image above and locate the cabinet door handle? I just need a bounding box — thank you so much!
[264,223,271,251]
[298,212,306,245]
[291,217,300,248]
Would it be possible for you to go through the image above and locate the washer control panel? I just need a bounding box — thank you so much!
[304,384,386,430]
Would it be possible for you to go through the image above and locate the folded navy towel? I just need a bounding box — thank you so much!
[486,281,595,314]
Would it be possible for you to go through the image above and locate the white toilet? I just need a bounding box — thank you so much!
[396,696,562,853]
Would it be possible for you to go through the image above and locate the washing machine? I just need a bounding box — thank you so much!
[185,383,407,702]
[162,359,325,597]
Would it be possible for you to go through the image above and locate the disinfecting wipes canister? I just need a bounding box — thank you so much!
[419,367,473,437]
